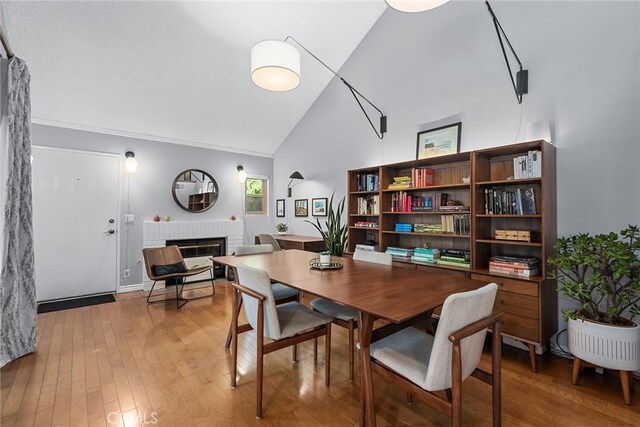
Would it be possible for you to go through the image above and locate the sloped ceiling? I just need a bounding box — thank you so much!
[1,1,386,156]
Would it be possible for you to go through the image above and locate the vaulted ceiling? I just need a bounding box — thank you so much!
[2,1,386,157]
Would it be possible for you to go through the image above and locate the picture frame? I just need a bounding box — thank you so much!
[276,199,285,217]
[416,122,462,160]
[294,199,308,217]
[312,197,328,217]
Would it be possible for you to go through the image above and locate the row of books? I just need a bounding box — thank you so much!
[393,215,470,235]
[409,167,434,188]
[513,150,542,179]
[390,192,451,212]
[387,175,412,190]
[356,173,379,192]
[356,195,379,215]
[483,188,536,215]
[354,221,378,229]
[489,255,540,277]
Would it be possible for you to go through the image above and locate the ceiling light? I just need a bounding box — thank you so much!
[251,40,300,92]
[385,0,450,13]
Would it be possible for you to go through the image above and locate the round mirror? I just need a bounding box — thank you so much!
[172,169,219,212]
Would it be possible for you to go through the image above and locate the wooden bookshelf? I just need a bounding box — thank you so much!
[347,139,557,372]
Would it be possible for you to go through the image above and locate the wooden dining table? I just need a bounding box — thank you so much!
[212,249,485,426]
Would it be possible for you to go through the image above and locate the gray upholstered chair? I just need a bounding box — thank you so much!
[257,233,282,251]
[310,250,392,380]
[365,283,502,427]
[231,262,332,418]
[224,244,300,349]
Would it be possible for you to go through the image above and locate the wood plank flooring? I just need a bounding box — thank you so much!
[1,281,638,426]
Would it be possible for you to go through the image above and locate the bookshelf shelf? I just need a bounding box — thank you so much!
[475,178,541,186]
[383,211,470,215]
[393,257,471,272]
[350,190,379,195]
[382,183,470,192]
[350,226,379,230]
[472,268,543,283]
[476,214,541,218]
[349,213,379,217]
[475,239,542,247]
[382,231,470,238]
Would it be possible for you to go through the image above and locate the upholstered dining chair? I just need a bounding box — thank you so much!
[232,262,333,418]
[142,245,214,309]
[257,233,282,251]
[310,250,392,381]
[224,244,300,349]
[363,282,502,427]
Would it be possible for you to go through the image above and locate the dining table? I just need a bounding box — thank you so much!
[212,249,485,426]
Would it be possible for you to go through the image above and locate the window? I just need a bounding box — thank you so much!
[245,177,268,215]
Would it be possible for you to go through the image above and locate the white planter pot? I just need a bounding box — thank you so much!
[568,317,640,371]
[319,254,331,265]
[277,231,287,235]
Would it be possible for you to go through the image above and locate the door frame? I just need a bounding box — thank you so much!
[32,145,123,295]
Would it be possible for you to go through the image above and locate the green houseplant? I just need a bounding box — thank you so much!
[548,225,640,404]
[305,192,347,256]
[275,223,288,235]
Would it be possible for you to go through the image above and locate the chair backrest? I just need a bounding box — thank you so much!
[236,262,282,340]
[353,250,393,265]
[142,246,186,280]
[235,244,274,256]
[258,234,282,251]
[423,283,498,391]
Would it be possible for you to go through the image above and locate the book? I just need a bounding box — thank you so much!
[437,259,471,269]
[489,265,540,277]
[520,187,537,215]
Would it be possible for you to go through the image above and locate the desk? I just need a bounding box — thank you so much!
[254,234,325,252]
[213,250,484,426]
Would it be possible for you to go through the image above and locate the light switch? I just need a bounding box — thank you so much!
[125,214,135,223]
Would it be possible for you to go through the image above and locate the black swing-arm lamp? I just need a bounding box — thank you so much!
[484,0,528,104]
[251,37,387,139]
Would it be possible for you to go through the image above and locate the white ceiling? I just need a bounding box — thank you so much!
[1,1,386,157]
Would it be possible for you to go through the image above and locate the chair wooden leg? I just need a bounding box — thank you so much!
[528,343,537,373]
[292,344,298,362]
[210,269,216,296]
[256,300,264,419]
[325,324,331,387]
[231,290,239,389]
[314,337,318,361]
[225,298,243,349]
[571,357,581,385]
[358,312,376,427]
[348,319,355,382]
[620,370,632,405]
[406,392,414,405]
[451,341,463,427]
[492,321,502,427]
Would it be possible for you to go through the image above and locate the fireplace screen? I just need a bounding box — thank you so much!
[166,237,226,282]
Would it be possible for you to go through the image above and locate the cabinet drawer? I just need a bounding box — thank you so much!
[495,290,538,319]
[277,240,302,250]
[416,264,467,278]
[495,311,539,342]
[472,273,539,297]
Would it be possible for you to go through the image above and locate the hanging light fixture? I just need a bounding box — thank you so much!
[251,40,301,92]
[124,151,137,174]
[237,165,247,183]
[385,0,450,13]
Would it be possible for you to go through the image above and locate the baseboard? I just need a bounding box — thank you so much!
[118,283,143,293]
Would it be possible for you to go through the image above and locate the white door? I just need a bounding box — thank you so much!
[32,147,120,301]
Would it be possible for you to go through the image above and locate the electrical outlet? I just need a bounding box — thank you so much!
[125,214,135,223]
[123,268,130,278]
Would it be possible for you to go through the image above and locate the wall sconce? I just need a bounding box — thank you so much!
[287,171,304,197]
[124,151,137,174]
[237,165,247,183]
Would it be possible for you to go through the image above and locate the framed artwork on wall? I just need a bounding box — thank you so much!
[416,122,462,160]
[312,198,328,216]
[276,199,285,217]
[294,199,308,217]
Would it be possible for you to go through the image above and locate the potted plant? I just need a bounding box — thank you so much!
[319,250,331,265]
[275,223,288,235]
[548,225,640,404]
[305,192,347,256]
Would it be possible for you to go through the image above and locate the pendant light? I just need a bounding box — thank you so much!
[385,0,450,13]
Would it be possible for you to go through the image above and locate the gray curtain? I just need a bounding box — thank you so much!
[1,57,36,367]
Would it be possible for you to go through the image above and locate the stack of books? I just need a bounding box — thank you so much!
[414,223,444,233]
[439,205,469,212]
[513,150,542,179]
[410,167,434,188]
[411,247,440,264]
[437,249,471,269]
[385,247,414,260]
[354,221,378,229]
[395,223,413,232]
[489,256,539,277]
[355,244,378,252]
[387,176,412,190]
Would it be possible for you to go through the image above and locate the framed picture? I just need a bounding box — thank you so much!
[312,198,328,216]
[294,199,308,217]
[416,122,462,160]
[276,199,285,217]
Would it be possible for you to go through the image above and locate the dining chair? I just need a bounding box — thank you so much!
[310,250,392,381]
[258,233,282,251]
[232,262,333,418]
[364,282,502,426]
[224,244,300,349]
[142,245,214,309]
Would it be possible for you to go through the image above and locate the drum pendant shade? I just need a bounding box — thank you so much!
[385,0,449,13]
[251,40,301,92]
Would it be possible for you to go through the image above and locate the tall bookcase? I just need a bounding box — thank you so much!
[346,140,557,372]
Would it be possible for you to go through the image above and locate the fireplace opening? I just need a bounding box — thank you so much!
[165,237,226,285]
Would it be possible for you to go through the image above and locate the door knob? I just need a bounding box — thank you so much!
[104,229,116,235]
[108,218,115,224]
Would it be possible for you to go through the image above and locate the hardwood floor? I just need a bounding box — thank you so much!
[1,281,638,426]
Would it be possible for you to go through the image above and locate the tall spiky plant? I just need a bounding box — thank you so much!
[305,192,348,256]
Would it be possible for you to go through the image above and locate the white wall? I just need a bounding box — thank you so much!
[32,124,274,287]
[273,1,640,343]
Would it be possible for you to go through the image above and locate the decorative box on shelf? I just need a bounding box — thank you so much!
[495,229,531,242]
